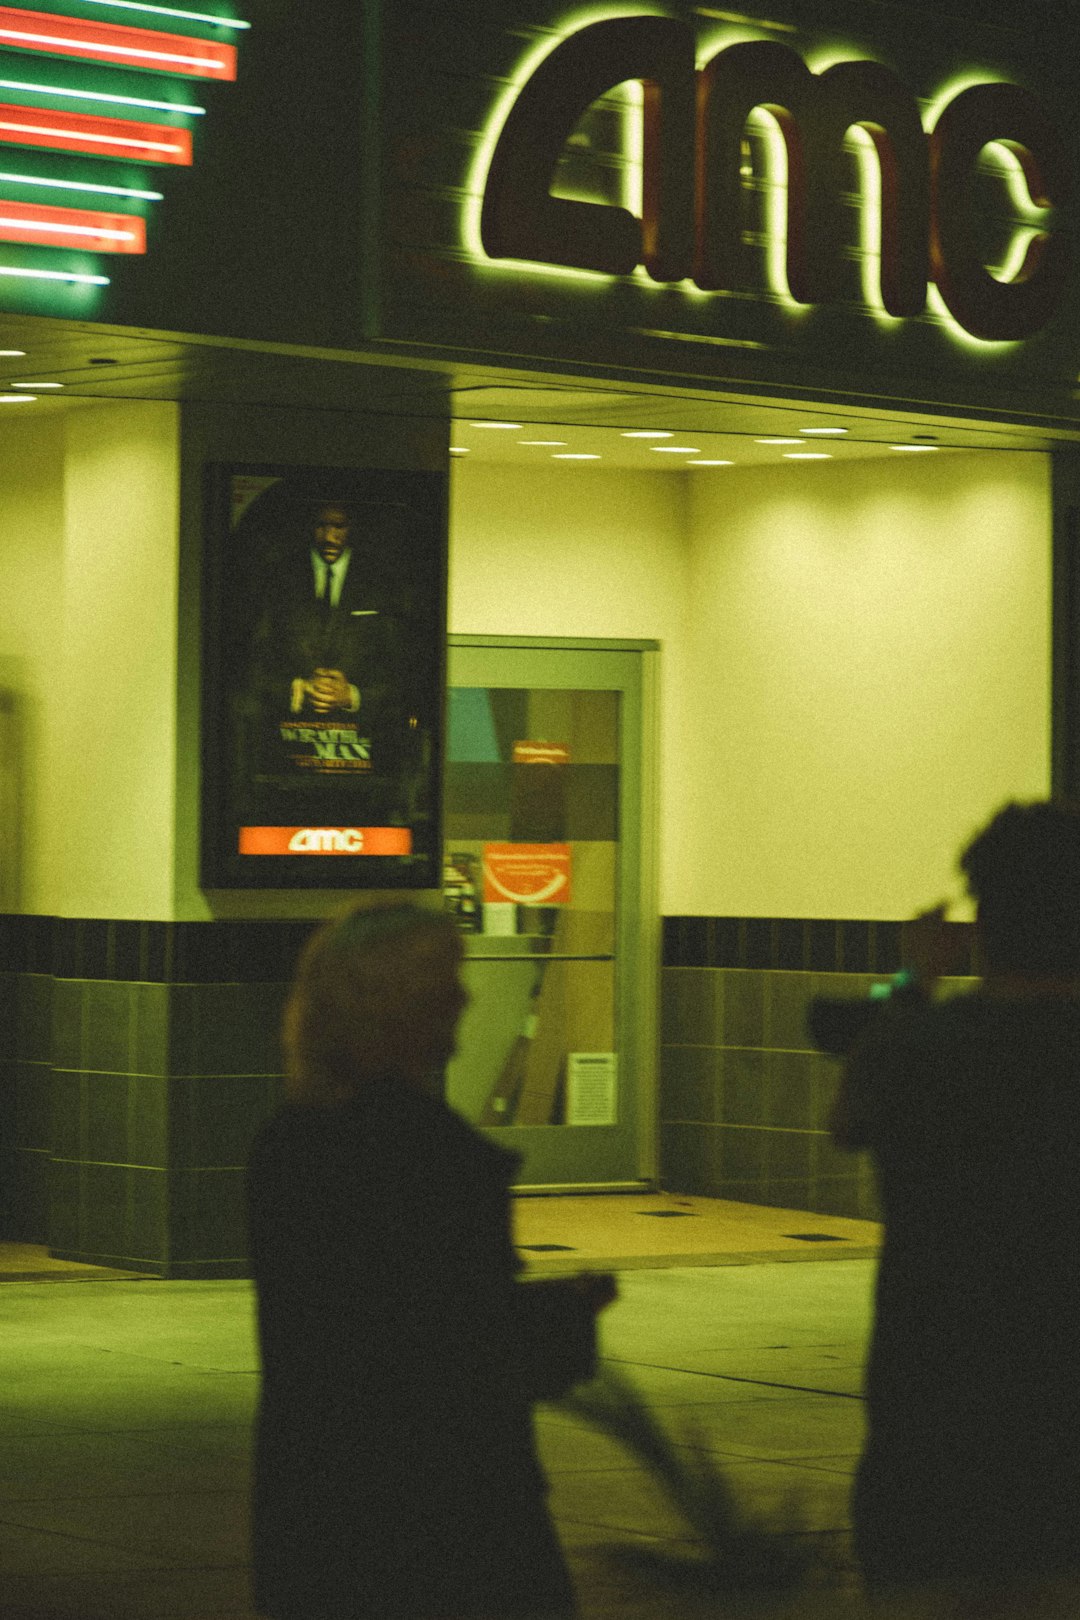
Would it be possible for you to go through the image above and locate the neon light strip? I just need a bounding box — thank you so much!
[0,262,109,283]
[0,167,162,199]
[76,1,249,27]
[0,8,237,79]
[0,25,225,70]
[0,197,146,251]
[0,75,204,115]
[0,103,192,163]
[0,116,185,155]
[2,216,133,239]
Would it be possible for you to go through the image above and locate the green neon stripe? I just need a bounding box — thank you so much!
[75,1,250,27]
[0,264,110,284]
[0,169,162,200]
[0,76,203,115]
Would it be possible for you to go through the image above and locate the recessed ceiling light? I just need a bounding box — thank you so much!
[690,459,735,467]
[622,429,673,438]
[518,439,567,446]
[0,392,34,403]
[449,447,469,455]
[0,348,26,356]
[890,444,939,452]
[11,380,63,389]
[651,445,700,453]
[756,437,801,445]
[784,452,833,460]
[469,420,522,429]
[552,453,600,460]
[800,427,847,436]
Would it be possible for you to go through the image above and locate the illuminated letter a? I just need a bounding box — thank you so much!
[480,17,695,281]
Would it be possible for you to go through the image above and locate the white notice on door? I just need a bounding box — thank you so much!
[566,1053,617,1127]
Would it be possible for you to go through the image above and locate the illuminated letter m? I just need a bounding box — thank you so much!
[695,41,929,317]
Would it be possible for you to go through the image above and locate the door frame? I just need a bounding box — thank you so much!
[447,633,661,1188]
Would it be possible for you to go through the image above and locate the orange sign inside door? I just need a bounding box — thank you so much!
[483,843,572,905]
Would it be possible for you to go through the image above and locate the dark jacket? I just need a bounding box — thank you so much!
[247,1081,596,1619]
[245,547,411,725]
[837,993,1080,1588]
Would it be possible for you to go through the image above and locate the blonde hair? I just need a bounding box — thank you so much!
[283,902,460,1107]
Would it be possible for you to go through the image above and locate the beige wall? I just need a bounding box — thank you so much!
[450,450,1052,919]
[0,418,1054,922]
[0,400,180,918]
[0,413,65,912]
[685,451,1051,917]
[60,401,181,918]
[448,462,694,909]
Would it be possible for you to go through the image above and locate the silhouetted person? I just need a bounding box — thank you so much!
[247,903,616,1620]
[831,801,1080,1609]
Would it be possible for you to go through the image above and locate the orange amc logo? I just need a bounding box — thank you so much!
[239,827,414,856]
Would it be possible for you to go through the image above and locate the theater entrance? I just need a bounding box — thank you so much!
[443,636,658,1188]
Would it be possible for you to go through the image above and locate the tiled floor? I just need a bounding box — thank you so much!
[0,1200,1069,1619]
[0,1194,880,1284]
[0,1243,144,1282]
[515,1191,880,1271]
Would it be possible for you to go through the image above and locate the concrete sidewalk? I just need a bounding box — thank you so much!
[551,1260,872,1618]
[0,1255,882,1618]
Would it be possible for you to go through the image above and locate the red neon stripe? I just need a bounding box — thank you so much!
[0,102,191,163]
[238,827,415,856]
[0,196,145,252]
[0,7,236,79]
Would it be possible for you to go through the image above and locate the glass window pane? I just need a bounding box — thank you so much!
[443,686,620,1127]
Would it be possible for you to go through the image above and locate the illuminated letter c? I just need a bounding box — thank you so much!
[931,83,1072,341]
[480,17,695,281]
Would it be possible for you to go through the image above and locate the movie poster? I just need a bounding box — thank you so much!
[201,463,447,888]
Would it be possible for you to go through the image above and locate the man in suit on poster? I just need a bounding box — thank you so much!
[249,498,398,722]
[228,492,424,827]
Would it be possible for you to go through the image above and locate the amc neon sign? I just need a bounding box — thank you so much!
[478,17,1072,343]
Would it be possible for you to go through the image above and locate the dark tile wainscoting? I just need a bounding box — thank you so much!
[0,915,312,1277]
[1,912,978,1270]
[659,916,977,1221]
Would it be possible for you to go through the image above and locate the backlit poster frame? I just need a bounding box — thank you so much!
[200,461,447,889]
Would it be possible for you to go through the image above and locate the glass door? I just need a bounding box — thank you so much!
[443,637,657,1188]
